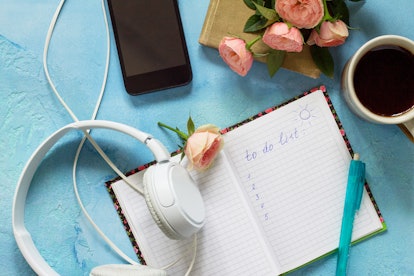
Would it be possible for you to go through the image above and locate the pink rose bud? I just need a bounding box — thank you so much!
[218,37,254,76]
[276,0,324,29]
[262,22,304,52]
[184,124,224,171]
[307,20,349,47]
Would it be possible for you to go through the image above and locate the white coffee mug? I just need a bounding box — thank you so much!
[342,35,414,142]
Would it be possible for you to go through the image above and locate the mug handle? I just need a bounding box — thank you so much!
[398,119,414,143]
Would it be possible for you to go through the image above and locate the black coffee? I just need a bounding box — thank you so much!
[353,45,414,116]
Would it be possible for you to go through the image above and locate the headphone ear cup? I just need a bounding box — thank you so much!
[143,166,182,240]
[143,162,205,240]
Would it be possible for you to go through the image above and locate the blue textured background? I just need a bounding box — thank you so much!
[1,0,413,275]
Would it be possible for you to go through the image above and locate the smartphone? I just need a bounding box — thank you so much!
[107,0,192,95]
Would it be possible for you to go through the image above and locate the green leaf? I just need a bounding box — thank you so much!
[256,0,265,6]
[267,50,286,77]
[243,0,256,10]
[310,46,334,78]
[265,0,275,9]
[244,0,270,9]
[253,2,279,21]
[243,14,268,33]
[327,0,350,24]
[187,116,195,136]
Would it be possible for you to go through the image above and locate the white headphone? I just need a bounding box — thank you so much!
[12,120,205,275]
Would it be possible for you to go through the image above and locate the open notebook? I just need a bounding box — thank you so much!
[106,87,386,275]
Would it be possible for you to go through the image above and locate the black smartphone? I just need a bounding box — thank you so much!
[107,0,192,95]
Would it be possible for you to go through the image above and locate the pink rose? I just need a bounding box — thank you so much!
[262,22,303,52]
[218,37,253,76]
[307,20,349,47]
[275,0,324,29]
[184,124,224,171]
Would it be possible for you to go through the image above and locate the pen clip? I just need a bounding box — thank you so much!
[350,154,365,211]
[354,162,365,211]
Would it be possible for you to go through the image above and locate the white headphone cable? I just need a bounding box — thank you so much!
[42,0,143,196]
[43,0,198,273]
[184,234,197,276]
[43,0,140,266]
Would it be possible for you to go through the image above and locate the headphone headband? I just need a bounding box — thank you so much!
[12,120,171,275]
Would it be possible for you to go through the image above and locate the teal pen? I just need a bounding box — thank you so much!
[336,153,366,276]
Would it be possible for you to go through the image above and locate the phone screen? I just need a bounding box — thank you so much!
[107,0,192,95]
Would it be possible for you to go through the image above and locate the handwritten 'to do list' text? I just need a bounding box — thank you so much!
[243,103,319,163]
